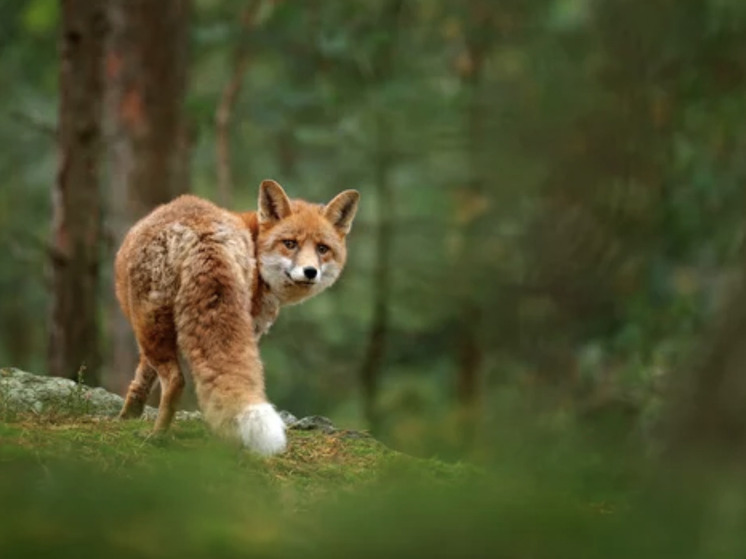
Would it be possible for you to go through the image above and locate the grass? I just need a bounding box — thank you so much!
[2,410,746,558]
[0,413,477,558]
[0,415,445,491]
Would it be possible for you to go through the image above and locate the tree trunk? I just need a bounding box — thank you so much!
[357,0,404,433]
[215,0,262,207]
[276,126,299,180]
[48,0,107,384]
[104,0,191,392]
[359,117,394,432]
[452,2,492,427]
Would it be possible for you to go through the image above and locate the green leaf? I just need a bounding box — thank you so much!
[22,0,58,36]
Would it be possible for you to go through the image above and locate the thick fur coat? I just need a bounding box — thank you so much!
[114,180,359,455]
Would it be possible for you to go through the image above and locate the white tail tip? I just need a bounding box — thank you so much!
[236,403,287,456]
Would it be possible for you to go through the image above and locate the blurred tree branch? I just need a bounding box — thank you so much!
[8,110,56,138]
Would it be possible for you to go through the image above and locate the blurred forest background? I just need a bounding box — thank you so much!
[3,0,746,455]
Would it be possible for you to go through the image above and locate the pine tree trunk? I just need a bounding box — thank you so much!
[450,0,494,439]
[359,116,394,432]
[104,0,191,392]
[48,0,107,383]
[215,0,262,207]
[357,0,403,432]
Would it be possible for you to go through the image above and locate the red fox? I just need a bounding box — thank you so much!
[114,180,359,455]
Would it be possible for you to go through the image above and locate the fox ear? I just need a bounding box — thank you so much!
[324,190,360,235]
[258,179,292,224]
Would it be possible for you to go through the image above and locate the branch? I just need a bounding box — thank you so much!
[8,110,57,138]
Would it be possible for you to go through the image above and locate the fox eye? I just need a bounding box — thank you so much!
[317,244,330,255]
[282,240,298,250]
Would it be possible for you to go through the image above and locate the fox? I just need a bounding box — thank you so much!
[114,179,359,456]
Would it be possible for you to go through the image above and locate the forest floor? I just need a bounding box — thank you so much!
[0,413,476,558]
[0,415,467,502]
[0,406,733,557]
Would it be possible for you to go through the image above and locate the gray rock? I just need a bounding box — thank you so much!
[278,410,298,426]
[142,407,203,422]
[337,429,371,439]
[0,368,201,421]
[289,415,336,434]
[1,369,308,428]
[1,367,123,417]
[174,409,203,421]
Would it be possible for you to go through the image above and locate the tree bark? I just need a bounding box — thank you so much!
[104,0,191,392]
[49,0,107,383]
[359,117,395,432]
[452,1,492,424]
[358,0,404,432]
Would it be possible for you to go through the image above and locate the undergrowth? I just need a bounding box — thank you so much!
[1,412,745,558]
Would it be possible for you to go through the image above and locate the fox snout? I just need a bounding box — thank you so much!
[303,266,318,280]
[287,264,320,284]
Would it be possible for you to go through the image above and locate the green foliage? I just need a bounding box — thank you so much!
[0,415,478,558]
[3,412,746,558]
[2,0,746,451]
[6,1,746,555]
[22,0,59,36]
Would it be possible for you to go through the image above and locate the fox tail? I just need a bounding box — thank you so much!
[175,240,286,456]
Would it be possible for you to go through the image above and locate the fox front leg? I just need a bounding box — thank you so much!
[252,294,280,340]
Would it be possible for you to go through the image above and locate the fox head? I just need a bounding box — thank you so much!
[255,179,360,305]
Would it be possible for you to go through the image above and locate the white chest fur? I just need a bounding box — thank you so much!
[252,291,281,340]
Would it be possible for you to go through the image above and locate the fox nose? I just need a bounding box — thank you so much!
[303,266,318,280]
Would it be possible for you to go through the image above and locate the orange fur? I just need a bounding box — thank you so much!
[114,180,359,455]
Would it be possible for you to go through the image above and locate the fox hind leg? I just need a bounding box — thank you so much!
[119,354,157,419]
[151,359,185,433]
[130,303,185,434]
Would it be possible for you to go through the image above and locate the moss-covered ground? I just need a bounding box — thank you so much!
[0,414,478,558]
[1,411,742,558]
[0,416,467,499]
